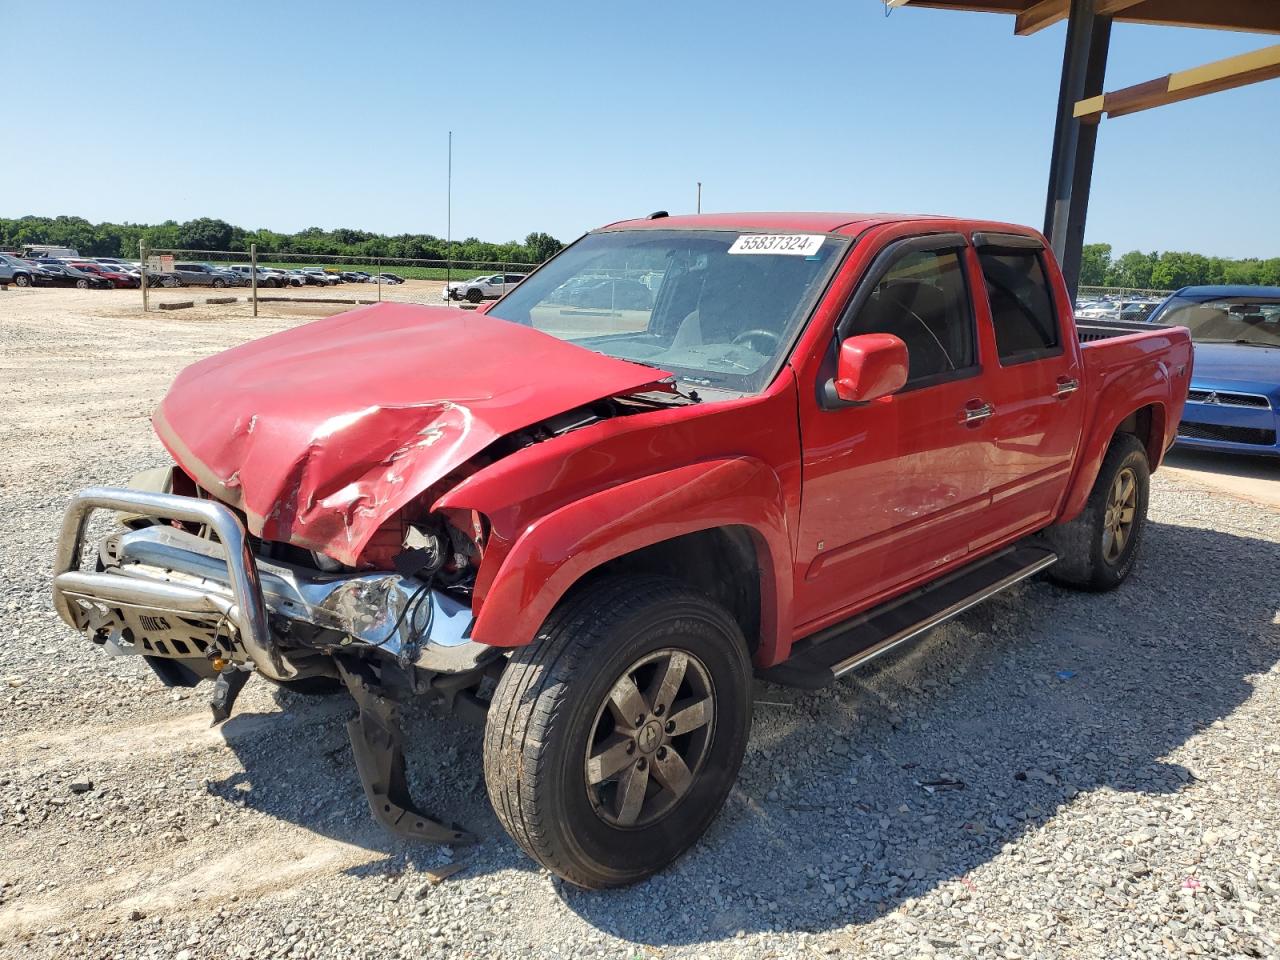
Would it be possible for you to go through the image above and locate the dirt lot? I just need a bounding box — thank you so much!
[1,288,1278,959]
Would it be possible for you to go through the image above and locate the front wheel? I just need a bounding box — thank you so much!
[465,287,483,303]
[212,278,225,288]
[1044,432,1150,591]
[14,273,30,287]
[484,576,753,889]
[76,278,89,289]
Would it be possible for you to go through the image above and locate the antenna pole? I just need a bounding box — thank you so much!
[446,131,453,294]
[696,181,702,214]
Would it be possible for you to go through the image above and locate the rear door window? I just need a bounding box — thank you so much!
[977,251,1060,363]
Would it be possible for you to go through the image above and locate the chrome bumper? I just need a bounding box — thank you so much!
[52,487,491,680]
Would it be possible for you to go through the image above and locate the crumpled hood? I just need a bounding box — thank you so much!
[154,302,667,565]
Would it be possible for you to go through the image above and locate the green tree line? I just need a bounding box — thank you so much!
[0,215,564,265]
[1080,243,1280,290]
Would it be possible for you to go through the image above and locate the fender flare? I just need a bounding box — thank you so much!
[1059,364,1169,522]
[469,456,795,666]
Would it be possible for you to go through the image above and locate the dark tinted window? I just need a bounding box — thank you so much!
[847,249,975,385]
[978,251,1059,361]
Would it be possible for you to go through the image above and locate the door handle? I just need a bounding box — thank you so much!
[1054,377,1080,398]
[960,401,994,425]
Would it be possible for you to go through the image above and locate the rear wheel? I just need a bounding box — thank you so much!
[1044,433,1149,591]
[484,576,753,889]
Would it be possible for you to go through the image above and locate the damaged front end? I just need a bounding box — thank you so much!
[52,303,681,847]
[51,484,494,845]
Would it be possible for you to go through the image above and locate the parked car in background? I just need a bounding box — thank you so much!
[1118,300,1159,323]
[69,261,139,289]
[547,276,654,311]
[170,263,236,288]
[31,261,112,289]
[302,268,341,286]
[22,244,81,259]
[251,267,293,287]
[443,273,528,302]
[374,273,404,284]
[94,258,138,271]
[1148,285,1280,457]
[224,265,280,287]
[0,252,38,286]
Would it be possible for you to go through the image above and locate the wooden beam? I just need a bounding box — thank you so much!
[894,0,1280,33]
[1074,43,1280,120]
[1015,0,1070,35]
[1113,0,1280,35]
[1094,0,1144,14]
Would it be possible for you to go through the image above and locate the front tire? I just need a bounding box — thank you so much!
[484,576,753,889]
[1044,433,1149,591]
[465,287,484,303]
[76,278,89,289]
[14,273,30,287]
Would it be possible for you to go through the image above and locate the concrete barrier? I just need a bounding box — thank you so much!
[256,296,377,305]
[158,301,195,311]
[206,296,238,305]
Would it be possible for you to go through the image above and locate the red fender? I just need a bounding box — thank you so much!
[468,457,795,666]
[1058,332,1186,522]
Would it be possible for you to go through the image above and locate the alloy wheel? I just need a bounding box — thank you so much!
[584,648,716,829]
[1102,466,1137,564]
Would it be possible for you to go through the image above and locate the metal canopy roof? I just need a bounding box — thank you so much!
[884,0,1280,300]
[896,1,1280,36]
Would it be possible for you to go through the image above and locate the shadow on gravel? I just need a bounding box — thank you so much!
[558,520,1280,943]
[206,519,1280,945]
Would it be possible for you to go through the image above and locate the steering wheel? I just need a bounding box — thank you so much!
[731,329,780,353]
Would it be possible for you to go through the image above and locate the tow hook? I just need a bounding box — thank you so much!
[338,662,474,846]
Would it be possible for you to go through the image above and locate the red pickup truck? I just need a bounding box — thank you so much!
[53,212,1191,888]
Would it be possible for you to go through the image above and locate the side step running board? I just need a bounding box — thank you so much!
[759,544,1057,690]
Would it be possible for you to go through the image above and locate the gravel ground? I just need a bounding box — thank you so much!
[1,289,1278,959]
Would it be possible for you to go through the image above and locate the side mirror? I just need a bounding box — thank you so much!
[831,333,908,404]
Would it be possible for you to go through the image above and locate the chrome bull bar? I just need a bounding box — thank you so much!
[52,486,295,679]
[52,485,481,847]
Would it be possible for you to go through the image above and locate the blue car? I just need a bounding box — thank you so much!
[1148,285,1280,457]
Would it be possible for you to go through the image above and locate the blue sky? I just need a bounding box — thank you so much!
[2,1,1277,257]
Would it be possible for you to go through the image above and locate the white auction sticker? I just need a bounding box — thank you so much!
[728,234,825,256]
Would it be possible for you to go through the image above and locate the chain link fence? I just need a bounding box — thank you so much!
[136,243,539,315]
[1077,285,1173,299]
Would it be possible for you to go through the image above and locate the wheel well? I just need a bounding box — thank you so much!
[1113,403,1165,467]
[584,526,763,653]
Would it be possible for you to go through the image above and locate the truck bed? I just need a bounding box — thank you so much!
[1075,317,1165,343]
[1076,319,1193,470]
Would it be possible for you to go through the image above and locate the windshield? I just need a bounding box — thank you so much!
[488,228,847,393]
[1155,295,1280,347]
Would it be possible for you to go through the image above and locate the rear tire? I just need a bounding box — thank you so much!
[1044,433,1149,591]
[484,576,753,889]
